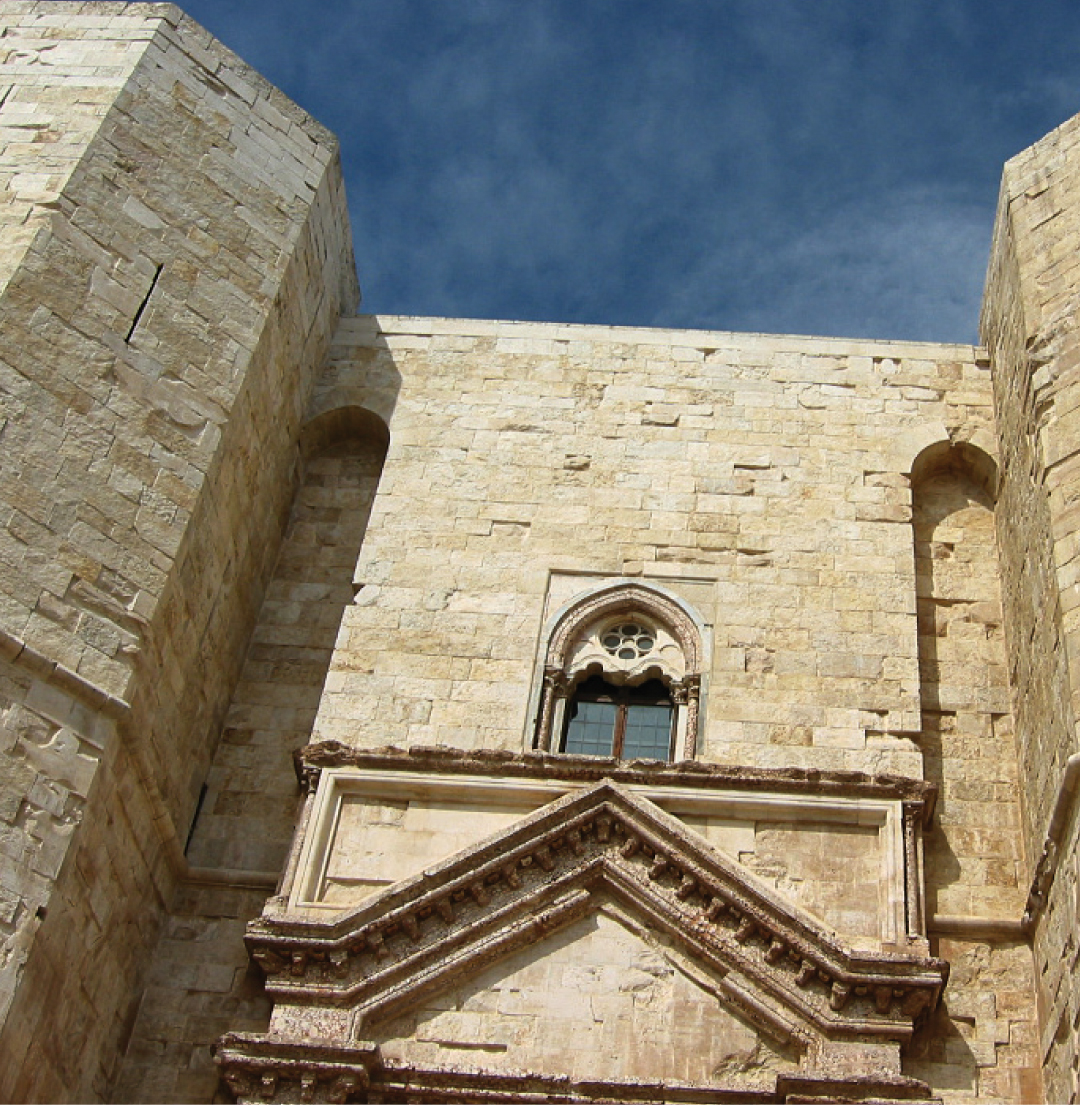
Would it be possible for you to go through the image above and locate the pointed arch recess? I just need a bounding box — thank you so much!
[909,440,1018,926]
[535,583,706,760]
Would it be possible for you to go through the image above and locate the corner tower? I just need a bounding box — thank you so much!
[0,4,356,1099]
[982,112,1080,1104]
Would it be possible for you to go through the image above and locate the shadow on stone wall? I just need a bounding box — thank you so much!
[114,324,402,1104]
[911,444,1018,921]
[185,392,395,873]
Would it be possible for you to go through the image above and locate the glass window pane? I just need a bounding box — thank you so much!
[563,700,617,757]
[621,704,672,761]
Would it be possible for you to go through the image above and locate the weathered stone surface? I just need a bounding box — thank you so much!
[317,318,990,780]
[376,908,799,1088]
[981,108,1080,1105]
[3,3,1080,1103]
[0,3,356,1100]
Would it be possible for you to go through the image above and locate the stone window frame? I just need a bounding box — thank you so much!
[533,582,706,761]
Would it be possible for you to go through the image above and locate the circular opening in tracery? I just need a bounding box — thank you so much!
[601,620,657,660]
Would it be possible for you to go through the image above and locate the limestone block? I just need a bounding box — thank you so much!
[375,909,799,1089]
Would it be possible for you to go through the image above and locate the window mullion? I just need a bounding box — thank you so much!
[613,703,627,759]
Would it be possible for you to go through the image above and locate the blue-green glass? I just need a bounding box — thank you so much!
[621,703,672,760]
[563,700,616,756]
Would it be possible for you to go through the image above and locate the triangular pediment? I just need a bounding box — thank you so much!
[374,900,801,1093]
[246,780,946,1047]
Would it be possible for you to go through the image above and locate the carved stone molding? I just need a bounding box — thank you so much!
[298,742,938,817]
[533,665,569,752]
[546,584,704,674]
[217,1042,941,1104]
[216,1034,377,1104]
[902,801,925,940]
[244,782,946,1042]
[370,1062,939,1103]
[223,780,947,1102]
[535,583,706,757]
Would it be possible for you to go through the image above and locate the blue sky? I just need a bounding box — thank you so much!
[179,1,1080,343]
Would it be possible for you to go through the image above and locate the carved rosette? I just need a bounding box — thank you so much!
[547,585,703,672]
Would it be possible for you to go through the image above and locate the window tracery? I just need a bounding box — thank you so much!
[534,584,704,761]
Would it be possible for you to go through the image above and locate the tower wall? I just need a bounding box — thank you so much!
[981,113,1080,1104]
[0,4,357,1099]
[112,427,389,1104]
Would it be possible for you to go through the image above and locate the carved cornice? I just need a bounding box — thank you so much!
[774,1071,939,1104]
[216,1042,940,1104]
[216,1034,377,1104]
[370,1062,780,1103]
[247,782,946,1045]
[295,742,938,823]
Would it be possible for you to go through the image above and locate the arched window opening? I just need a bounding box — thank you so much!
[563,675,674,760]
[534,584,704,762]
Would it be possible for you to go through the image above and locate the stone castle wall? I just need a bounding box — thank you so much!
[115,425,388,1103]
[981,109,1080,1105]
[0,3,1077,1103]
[316,316,988,776]
[294,316,1038,1103]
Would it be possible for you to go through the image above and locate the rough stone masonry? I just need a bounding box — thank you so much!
[0,3,1077,1103]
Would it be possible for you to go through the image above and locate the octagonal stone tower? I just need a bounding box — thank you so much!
[0,4,357,1099]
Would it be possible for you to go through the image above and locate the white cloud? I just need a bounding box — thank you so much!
[179,0,1080,343]
[650,186,991,342]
